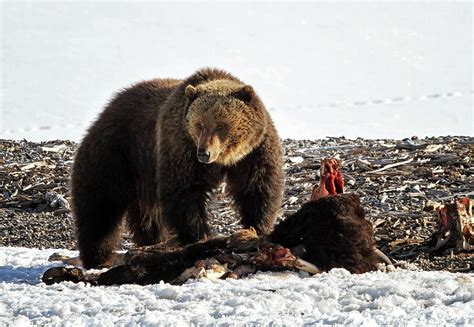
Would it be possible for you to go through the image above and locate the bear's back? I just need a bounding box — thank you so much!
[74,78,182,195]
[81,78,180,147]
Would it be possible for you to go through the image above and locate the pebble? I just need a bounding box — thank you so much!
[1,136,472,272]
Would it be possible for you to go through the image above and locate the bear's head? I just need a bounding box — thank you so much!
[185,79,266,166]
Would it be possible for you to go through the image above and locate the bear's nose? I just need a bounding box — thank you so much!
[197,148,211,163]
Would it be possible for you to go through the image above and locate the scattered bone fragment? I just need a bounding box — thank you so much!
[48,253,82,266]
[2,137,472,277]
[45,191,70,209]
[429,197,474,252]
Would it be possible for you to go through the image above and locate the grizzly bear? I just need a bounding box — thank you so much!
[71,68,284,269]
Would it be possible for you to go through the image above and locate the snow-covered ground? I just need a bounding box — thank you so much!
[1,2,472,141]
[1,2,473,325]
[0,247,473,325]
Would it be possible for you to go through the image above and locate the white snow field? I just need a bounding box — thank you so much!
[0,2,472,141]
[1,2,473,325]
[0,246,473,325]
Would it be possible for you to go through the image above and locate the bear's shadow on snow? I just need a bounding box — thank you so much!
[0,264,55,284]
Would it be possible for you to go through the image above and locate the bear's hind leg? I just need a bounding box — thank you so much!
[72,148,133,269]
[75,197,127,269]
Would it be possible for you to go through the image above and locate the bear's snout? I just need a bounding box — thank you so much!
[197,148,211,163]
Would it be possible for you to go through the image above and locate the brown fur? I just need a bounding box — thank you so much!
[271,194,379,273]
[97,194,378,286]
[71,68,284,269]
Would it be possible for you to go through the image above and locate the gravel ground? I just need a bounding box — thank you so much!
[1,137,472,272]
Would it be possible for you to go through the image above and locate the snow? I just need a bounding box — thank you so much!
[1,2,472,141]
[0,2,473,325]
[0,247,473,325]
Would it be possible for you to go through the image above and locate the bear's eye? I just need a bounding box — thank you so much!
[215,124,225,131]
[196,123,204,131]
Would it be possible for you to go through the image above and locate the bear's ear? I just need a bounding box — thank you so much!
[185,85,198,101]
[232,85,254,103]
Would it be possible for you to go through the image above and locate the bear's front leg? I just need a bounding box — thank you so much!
[161,186,211,244]
[226,140,284,235]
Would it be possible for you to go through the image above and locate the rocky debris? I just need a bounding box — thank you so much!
[1,136,473,272]
[0,140,77,249]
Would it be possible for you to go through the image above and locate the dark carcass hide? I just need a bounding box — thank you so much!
[43,159,387,286]
[271,194,380,274]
